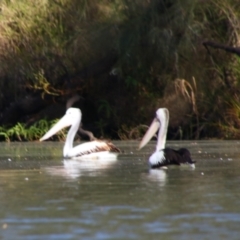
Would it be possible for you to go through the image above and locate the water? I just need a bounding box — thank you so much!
[0,140,240,239]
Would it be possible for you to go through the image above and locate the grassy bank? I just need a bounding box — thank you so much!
[0,0,240,140]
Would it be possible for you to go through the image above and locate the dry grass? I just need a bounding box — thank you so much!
[156,78,197,128]
[1,0,240,140]
[118,124,150,140]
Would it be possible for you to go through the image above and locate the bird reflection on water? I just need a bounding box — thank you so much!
[145,169,167,187]
[44,158,118,179]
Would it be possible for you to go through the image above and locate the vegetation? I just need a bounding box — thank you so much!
[0,0,240,141]
[0,119,66,142]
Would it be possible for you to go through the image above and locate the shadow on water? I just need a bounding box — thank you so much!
[0,141,240,239]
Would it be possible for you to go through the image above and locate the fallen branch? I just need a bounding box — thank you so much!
[203,41,240,56]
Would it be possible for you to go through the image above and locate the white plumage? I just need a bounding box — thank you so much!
[149,151,166,167]
[40,108,120,159]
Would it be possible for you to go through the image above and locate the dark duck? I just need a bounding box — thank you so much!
[139,108,196,169]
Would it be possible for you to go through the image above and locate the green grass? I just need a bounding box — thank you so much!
[0,119,66,142]
[1,0,240,139]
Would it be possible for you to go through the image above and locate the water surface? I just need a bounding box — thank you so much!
[0,140,240,239]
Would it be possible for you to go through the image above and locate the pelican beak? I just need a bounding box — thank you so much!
[139,118,160,149]
[40,114,71,141]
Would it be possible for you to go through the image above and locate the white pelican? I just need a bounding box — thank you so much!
[139,108,195,168]
[40,107,120,159]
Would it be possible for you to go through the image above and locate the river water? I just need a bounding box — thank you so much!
[0,140,240,239]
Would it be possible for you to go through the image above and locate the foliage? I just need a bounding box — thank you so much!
[0,0,120,98]
[0,0,240,139]
[0,119,66,142]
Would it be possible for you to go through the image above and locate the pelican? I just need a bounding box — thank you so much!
[139,108,195,169]
[40,107,120,159]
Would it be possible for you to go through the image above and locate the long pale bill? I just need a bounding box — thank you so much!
[40,115,70,141]
[138,118,160,149]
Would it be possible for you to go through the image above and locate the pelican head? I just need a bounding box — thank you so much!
[139,108,169,150]
[40,108,82,142]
